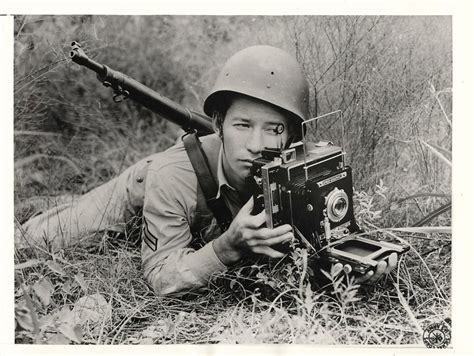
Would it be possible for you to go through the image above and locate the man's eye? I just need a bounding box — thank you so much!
[234,123,250,129]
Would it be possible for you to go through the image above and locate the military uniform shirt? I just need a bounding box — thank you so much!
[16,134,243,296]
[142,134,244,295]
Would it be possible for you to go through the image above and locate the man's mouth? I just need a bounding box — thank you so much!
[240,159,254,167]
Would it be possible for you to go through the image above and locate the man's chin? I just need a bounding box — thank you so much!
[240,167,251,178]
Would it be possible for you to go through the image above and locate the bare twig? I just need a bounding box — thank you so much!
[395,259,423,338]
[388,226,451,234]
[365,222,448,301]
[15,154,81,173]
[14,130,62,137]
[420,140,452,167]
[429,82,451,128]
[392,193,449,204]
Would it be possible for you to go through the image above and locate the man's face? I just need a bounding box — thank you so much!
[221,96,290,190]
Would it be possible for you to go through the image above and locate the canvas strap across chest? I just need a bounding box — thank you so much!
[183,133,232,235]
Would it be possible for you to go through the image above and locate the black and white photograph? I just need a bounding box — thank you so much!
[3,3,472,352]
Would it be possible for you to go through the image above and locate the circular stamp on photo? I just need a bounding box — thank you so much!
[423,321,451,348]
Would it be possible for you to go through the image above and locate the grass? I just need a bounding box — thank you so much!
[14,186,452,344]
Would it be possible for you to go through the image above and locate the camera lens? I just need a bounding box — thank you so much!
[334,197,347,214]
[325,188,349,222]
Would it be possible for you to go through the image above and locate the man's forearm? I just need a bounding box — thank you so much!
[143,241,228,296]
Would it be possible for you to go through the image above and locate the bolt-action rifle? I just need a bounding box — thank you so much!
[69,41,214,136]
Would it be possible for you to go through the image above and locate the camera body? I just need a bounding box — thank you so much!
[250,140,409,275]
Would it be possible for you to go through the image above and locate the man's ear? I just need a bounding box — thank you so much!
[212,113,223,139]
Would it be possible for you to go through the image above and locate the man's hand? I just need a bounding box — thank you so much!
[213,198,294,265]
[333,252,398,285]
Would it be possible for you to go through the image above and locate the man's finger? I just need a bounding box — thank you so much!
[355,270,374,284]
[253,224,293,239]
[250,210,267,228]
[367,260,387,284]
[355,259,389,285]
[250,232,293,247]
[241,197,254,214]
[251,245,285,259]
[385,253,398,274]
[376,260,388,275]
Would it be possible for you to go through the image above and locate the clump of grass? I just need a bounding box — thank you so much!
[15,183,451,345]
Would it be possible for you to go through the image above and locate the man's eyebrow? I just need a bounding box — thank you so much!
[230,117,285,126]
[230,116,250,122]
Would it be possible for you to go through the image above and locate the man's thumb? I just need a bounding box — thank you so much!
[242,197,254,213]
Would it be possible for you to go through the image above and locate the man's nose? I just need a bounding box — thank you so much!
[245,129,263,154]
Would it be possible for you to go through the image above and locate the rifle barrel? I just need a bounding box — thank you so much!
[70,42,214,135]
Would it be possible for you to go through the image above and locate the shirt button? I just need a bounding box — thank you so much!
[136,176,144,183]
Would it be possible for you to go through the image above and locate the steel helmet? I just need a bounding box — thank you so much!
[203,45,309,135]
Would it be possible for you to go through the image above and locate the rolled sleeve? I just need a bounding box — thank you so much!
[184,241,227,282]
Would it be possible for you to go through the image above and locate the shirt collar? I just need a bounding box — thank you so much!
[216,146,236,198]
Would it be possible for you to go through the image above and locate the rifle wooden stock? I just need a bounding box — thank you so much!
[70,41,214,136]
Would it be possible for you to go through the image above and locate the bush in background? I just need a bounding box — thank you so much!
[14,15,451,227]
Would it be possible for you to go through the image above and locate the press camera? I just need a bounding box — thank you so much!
[250,111,409,276]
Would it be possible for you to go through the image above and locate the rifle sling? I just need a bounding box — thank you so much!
[183,133,232,231]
